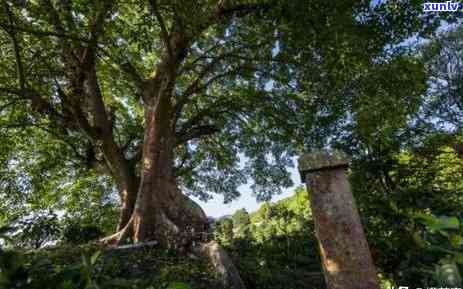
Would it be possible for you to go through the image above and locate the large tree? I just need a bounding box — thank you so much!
[0,0,449,245]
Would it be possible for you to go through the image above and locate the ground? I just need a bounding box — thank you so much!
[3,243,224,289]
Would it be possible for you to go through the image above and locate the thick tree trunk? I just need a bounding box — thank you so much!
[130,92,208,245]
[78,55,140,232]
[102,87,208,247]
[100,28,209,247]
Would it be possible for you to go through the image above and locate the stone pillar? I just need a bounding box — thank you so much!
[298,150,379,289]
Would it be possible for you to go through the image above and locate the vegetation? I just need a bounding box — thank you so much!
[0,0,454,245]
[215,188,325,289]
[0,0,462,288]
[0,243,222,289]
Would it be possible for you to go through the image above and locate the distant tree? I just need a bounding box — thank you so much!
[334,24,463,286]
[215,218,234,246]
[421,25,463,127]
[219,189,323,289]
[232,209,251,239]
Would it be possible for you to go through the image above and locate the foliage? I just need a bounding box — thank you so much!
[215,187,324,289]
[0,0,462,288]
[344,127,463,286]
[231,209,251,239]
[0,0,446,228]
[213,218,233,247]
[415,214,463,287]
[12,210,60,249]
[0,249,28,288]
[166,282,192,289]
[0,244,222,289]
[3,212,111,249]
[421,25,463,127]
[0,246,103,289]
[0,221,14,249]
[61,222,104,245]
[323,23,463,287]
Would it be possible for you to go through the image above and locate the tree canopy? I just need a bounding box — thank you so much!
[1,1,463,288]
[0,0,460,244]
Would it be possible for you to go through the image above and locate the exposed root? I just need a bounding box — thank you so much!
[197,241,247,289]
[99,185,209,248]
[109,240,158,251]
[99,219,133,247]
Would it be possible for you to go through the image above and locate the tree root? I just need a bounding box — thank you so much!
[100,228,246,289]
[100,195,209,247]
[196,241,247,289]
[99,219,133,246]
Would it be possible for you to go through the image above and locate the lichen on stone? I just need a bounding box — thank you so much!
[298,150,350,174]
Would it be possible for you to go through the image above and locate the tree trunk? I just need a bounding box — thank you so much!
[100,28,209,247]
[100,131,139,231]
[79,54,140,232]
[133,92,208,245]
[115,171,138,231]
[102,86,208,247]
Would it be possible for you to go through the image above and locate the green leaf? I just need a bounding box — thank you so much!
[451,235,463,248]
[416,214,460,232]
[90,251,101,265]
[167,282,193,289]
[433,216,460,231]
[455,253,463,265]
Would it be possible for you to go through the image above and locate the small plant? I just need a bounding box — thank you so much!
[0,221,28,288]
[415,214,463,287]
[80,251,102,289]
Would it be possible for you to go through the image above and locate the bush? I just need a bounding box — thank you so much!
[62,223,103,245]
[13,211,60,249]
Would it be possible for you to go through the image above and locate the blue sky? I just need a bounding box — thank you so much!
[192,159,302,218]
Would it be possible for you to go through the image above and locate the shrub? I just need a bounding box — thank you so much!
[62,223,103,245]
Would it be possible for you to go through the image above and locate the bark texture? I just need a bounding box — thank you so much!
[199,241,247,289]
[102,29,210,246]
[299,151,379,289]
[129,103,207,245]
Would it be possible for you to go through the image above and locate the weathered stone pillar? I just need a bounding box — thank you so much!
[298,150,379,289]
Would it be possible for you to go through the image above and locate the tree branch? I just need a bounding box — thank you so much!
[214,1,272,23]
[175,56,225,120]
[54,84,97,139]
[216,2,272,18]
[149,0,173,60]
[176,124,219,145]
[88,0,114,51]
[2,0,26,95]
[0,21,89,42]
[41,0,66,34]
